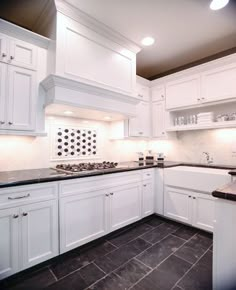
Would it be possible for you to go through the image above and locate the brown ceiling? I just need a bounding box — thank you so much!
[1,0,236,80]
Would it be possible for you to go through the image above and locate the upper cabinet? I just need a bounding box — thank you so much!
[201,62,236,103]
[53,11,140,98]
[165,74,201,110]
[135,82,150,101]
[152,85,165,102]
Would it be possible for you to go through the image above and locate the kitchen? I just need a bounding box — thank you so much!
[0,0,236,289]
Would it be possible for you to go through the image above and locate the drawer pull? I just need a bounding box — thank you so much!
[13,214,19,219]
[105,194,109,197]
[110,192,114,196]
[22,212,28,216]
[143,184,147,187]
[8,193,30,200]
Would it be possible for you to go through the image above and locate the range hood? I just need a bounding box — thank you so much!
[41,74,139,120]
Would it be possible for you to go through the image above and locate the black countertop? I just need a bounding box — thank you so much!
[0,161,235,189]
[213,182,236,202]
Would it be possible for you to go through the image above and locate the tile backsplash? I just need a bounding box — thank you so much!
[0,116,236,171]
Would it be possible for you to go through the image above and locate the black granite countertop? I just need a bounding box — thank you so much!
[0,161,235,189]
[213,182,236,201]
[229,170,236,176]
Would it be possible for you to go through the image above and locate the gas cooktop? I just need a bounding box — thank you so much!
[54,161,118,174]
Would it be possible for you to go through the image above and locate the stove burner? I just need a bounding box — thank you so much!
[55,161,118,173]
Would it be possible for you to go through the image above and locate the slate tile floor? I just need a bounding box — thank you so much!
[1,215,213,290]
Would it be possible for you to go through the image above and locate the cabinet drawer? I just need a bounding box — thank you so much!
[0,183,58,209]
[142,169,154,180]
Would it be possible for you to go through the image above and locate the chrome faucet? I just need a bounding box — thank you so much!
[202,152,214,165]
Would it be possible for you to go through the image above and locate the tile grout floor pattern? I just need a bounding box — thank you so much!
[0,215,213,290]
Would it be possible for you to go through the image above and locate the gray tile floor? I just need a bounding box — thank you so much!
[1,215,213,290]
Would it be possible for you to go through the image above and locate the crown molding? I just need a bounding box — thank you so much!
[54,0,141,54]
[0,19,50,49]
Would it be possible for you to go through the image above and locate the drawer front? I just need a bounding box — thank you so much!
[59,171,142,197]
[142,169,154,180]
[0,183,58,209]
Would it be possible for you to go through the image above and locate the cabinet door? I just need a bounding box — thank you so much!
[0,62,7,128]
[164,187,192,224]
[136,83,150,101]
[201,63,236,103]
[0,33,8,63]
[60,189,109,253]
[152,101,166,138]
[129,101,150,137]
[155,169,164,215]
[7,66,36,131]
[110,183,142,232]
[21,200,58,269]
[142,180,154,217]
[0,208,19,280]
[151,85,165,102]
[166,75,200,110]
[9,38,37,70]
[192,193,215,232]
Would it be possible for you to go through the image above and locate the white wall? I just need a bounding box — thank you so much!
[0,116,236,171]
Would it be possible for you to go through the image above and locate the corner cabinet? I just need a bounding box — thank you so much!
[152,101,166,138]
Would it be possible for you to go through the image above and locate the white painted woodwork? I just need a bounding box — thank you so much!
[109,183,142,232]
[151,86,165,102]
[213,199,236,290]
[142,180,154,217]
[60,189,109,253]
[192,192,215,232]
[155,169,164,215]
[202,63,236,103]
[128,101,150,137]
[56,13,136,96]
[0,208,19,280]
[7,66,36,131]
[152,101,166,138]
[166,74,200,110]
[164,187,192,224]
[0,33,8,63]
[0,63,7,128]
[136,82,150,101]
[9,38,37,70]
[21,200,58,269]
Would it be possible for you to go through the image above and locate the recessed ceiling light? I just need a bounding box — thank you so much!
[63,110,74,115]
[104,116,112,121]
[141,37,155,46]
[210,0,229,10]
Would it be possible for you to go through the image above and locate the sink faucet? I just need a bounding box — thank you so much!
[202,152,214,165]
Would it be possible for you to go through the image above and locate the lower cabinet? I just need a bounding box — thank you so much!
[0,200,58,280]
[142,180,154,217]
[60,182,142,253]
[164,186,215,232]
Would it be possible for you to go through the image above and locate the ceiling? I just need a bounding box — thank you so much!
[1,0,236,80]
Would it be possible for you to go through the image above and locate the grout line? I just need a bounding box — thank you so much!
[48,266,58,282]
[133,257,152,270]
[172,246,210,289]
[92,262,107,275]
[105,240,118,249]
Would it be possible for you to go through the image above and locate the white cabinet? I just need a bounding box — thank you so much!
[0,62,7,128]
[0,183,58,279]
[201,63,236,103]
[152,85,165,102]
[128,101,150,137]
[166,74,201,110]
[152,101,166,138]
[21,200,58,269]
[0,33,37,70]
[136,82,150,101]
[192,192,215,232]
[0,207,19,279]
[164,187,192,225]
[110,183,142,231]
[60,189,109,253]
[155,169,164,215]
[7,66,36,131]
[164,186,215,231]
[142,180,154,217]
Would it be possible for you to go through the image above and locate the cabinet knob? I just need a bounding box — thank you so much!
[10,56,14,60]
[161,95,164,99]
[197,98,201,101]
[110,192,114,196]
[162,132,165,135]
[143,184,147,187]
[8,122,13,125]
[193,197,196,199]
[2,53,7,58]
[138,94,143,98]
[0,121,5,125]
[13,214,19,219]
[188,195,191,198]
[105,194,109,197]
[22,212,28,216]
[139,132,143,135]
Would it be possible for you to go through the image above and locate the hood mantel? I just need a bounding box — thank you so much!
[41,74,138,117]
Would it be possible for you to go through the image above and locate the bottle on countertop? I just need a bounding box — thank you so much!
[157,152,165,163]
[146,150,154,164]
[137,152,144,163]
